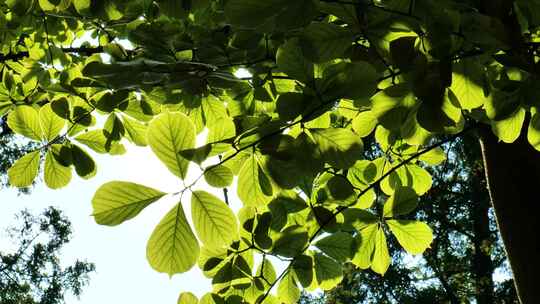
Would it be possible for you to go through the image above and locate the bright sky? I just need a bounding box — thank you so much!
[0,140,234,303]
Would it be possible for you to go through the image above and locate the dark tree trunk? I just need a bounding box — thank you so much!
[478,125,540,304]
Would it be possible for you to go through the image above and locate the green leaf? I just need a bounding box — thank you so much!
[371,226,390,275]
[352,111,378,138]
[73,0,91,14]
[201,95,228,127]
[450,59,489,110]
[70,144,97,179]
[177,292,198,304]
[225,0,287,29]
[7,105,42,141]
[314,253,343,290]
[122,115,148,146]
[75,130,126,154]
[277,271,300,304]
[528,108,540,151]
[301,22,353,62]
[237,154,273,207]
[383,186,419,217]
[147,112,196,179]
[326,175,355,204]
[44,146,71,189]
[417,90,463,133]
[491,107,526,143]
[204,165,233,188]
[321,62,378,100]
[292,255,314,288]
[212,255,252,292]
[370,84,416,131]
[39,103,65,142]
[386,219,433,255]
[276,38,314,83]
[147,202,200,276]
[276,93,308,121]
[207,117,235,144]
[418,147,446,165]
[8,151,40,188]
[351,223,378,269]
[311,128,363,169]
[381,164,432,196]
[256,257,277,286]
[272,225,308,257]
[343,209,378,232]
[191,190,238,248]
[38,0,70,11]
[92,181,165,226]
[199,294,224,304]
[315,232,355,262]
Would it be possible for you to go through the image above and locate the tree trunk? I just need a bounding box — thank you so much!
[478,125,540,304]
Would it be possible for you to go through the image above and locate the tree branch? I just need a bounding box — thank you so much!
[0,46,106,63]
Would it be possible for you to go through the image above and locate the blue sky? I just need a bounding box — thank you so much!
[0,141,226,303]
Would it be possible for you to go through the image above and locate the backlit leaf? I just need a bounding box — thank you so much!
[147,202,200,276]
[92,181,166,226]
[8,151,40,188]
[147,112,195,179]
[387,219,433,255]
[191,190,238,248]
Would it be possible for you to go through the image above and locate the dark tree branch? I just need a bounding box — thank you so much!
[0,46,106,63]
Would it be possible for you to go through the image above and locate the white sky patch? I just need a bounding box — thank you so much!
[234,68,252,79]
[99,53,112,63]
[116,39,135,51]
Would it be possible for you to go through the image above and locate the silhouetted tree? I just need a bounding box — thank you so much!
[0,207,95,304]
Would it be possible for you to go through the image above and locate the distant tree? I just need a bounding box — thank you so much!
[0,207,95,304]
[302,135,518,304]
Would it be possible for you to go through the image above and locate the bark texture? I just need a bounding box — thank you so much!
[478,125,540,304]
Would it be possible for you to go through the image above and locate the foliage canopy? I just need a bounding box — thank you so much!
[2,0,539,303]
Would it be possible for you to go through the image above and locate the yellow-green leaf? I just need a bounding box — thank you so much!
[491,107,526,144]
[352,111,378,137]
[8,151,40,187]
[237,153,273,206]
[528,108,540,151]
[351,223,378,269]
[92,181,166,226]
[314,253,343,290]
[7,105,42,141]
[204,165,233,188]
[44,146,71,189]
[371,226,390,275]
[383,186,418,217]
[122,115,148,146]
[191,190,238,248]
[147,202,200,275]
[418,147,446,165]
[147,112,195,179]
[277,271,300,304]
[39,103,65,141]
[311,128,363,169]
[386,219,433,255]
[177,292,198,304]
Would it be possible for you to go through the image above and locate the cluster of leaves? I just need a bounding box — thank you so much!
[302,136,518,304]
[2,0,540,303]
[0,207,95,304]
